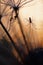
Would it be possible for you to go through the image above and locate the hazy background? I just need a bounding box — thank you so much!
[0,0,43,54]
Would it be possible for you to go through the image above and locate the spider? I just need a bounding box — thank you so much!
[0,0,33,21]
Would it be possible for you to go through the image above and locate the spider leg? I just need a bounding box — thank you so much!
[7,10,14,31]
[17,0,21,6]
[0,1,14,8]
[1,5,9,15]
[0,0,9,14]
[8,0,15,6]
[19,0,33,8]
[19,0,26,7]
[20,0,26,4]
[12,0,15,6]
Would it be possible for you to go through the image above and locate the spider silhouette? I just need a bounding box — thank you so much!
[0,0,33,32]
[0,0,33,24]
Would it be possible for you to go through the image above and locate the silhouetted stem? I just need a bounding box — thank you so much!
[17,16,29,52]
[0,20,24,63]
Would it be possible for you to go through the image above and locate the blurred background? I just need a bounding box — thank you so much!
[0,0,43,65]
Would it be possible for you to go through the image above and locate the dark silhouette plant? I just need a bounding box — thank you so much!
[0,0,34,52]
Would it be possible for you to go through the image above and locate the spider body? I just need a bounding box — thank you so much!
[13,5,19,11]
[13,5,19,19]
